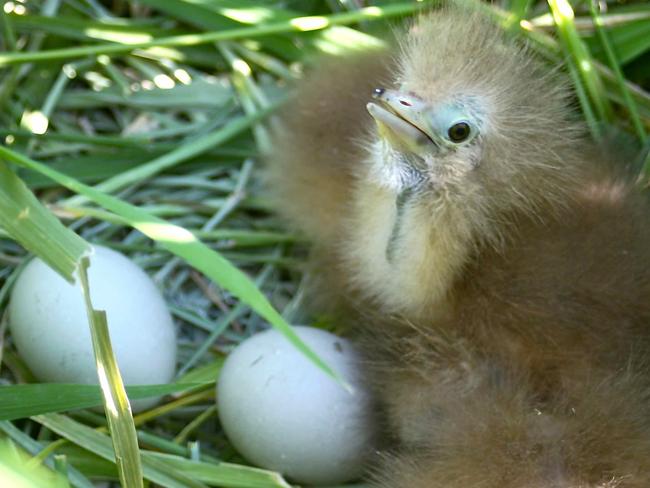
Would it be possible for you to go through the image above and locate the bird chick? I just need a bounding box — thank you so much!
[266,5,650,487]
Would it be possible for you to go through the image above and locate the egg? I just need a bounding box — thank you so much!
[217,326,376,486]
[9,245,177,411]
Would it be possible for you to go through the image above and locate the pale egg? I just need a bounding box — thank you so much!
[217,326,376,486]
[9,245,177,411]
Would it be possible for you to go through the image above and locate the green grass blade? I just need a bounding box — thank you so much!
[547,0,613,124]
[143,452,291,488]
[0,439,69,488]
[566,53,601,139]
[62,104,277,207]
[587,18,650,65]
[77,258,143,488]
[133,0,243,30]
[58,76,233,109]
[175,360,223,384]
[508,0,534,21]
[589,1,647,142]
[6,13,173,42]
[0,3,423,66]
[51,444,118,481]
[43,430,293,488]
[33,414,210,488]
[516,7,650,118]
[0,421,94,488]
[639,139,650,178]
[1,8,17,49]
[52,455,71,488]
[0,160,89,282]
[0,383,208,421]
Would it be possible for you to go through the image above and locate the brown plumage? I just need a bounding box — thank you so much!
[265,5,650,487]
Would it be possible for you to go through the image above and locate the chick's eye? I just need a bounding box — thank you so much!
[447,121,471,143]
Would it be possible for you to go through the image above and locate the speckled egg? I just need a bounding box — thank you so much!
[217,326,376,486]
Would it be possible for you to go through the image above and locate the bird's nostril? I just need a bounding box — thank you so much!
[372,88,385,98]
[399,100,412,107]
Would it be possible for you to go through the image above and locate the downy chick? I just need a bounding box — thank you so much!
[266,5,650,487]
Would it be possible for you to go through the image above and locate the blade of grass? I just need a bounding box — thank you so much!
[51,444,118,480]
[33,413,210,488]
[639,138,650,179]
[566,53,601,139]
[127,0,354,58]
[136,431,216,462]
[548,0,612,124]
[131,389,214,428]
[61,104,277,208]
[515,3,650,124]
[52,455,70,488]
[175,359,223,384]
[0,421,94,488]
[58,76,233,109]
[0,0,62,111]
[144,452,291,488]
[0,383,207,421]
[131,0,243,30]
[0,3,424,66]
[1,130,152,147]
[584,17,650,64]
[0,439,69,488]
[589,0,646,142]
[21,59,96,157]
[1,7,17,49]
[77,258,143,488]
[0,160,89,281]
[218,45,270,150]
[7,14,173,42]
[230,42,293,79]
[508,0,534,21]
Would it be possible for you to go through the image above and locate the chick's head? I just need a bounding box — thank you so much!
[365,7,586,234]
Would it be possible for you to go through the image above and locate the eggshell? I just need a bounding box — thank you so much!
[9,245,177,411]
[217,326,375,486]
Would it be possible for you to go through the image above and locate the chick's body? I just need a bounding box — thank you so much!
[266,7,650,487]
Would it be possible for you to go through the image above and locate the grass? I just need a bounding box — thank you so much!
[0,0,648,487]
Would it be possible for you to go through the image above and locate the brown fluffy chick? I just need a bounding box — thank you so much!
[265,5,650,488]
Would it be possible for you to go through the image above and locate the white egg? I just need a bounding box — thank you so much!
[9,245,177,411]
[217,326,376,486]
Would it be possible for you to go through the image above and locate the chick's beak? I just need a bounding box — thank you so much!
[366,88,434,155]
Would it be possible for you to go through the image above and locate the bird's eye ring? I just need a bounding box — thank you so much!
[447,121,471,143]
